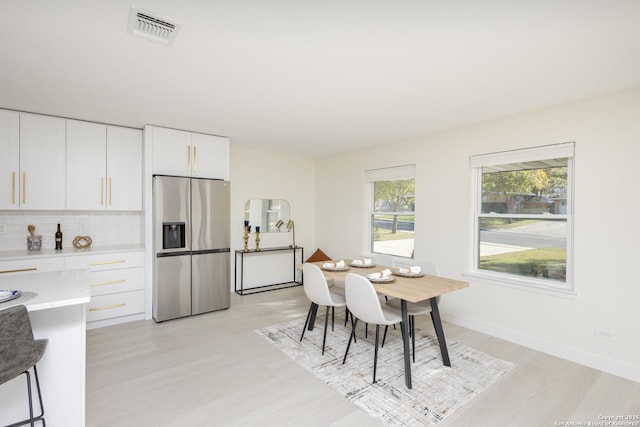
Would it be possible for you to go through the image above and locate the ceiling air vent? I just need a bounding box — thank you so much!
[127,6,180,45]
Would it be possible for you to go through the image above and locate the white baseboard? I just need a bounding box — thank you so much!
[442,312,640,384]
[86,313,145,330]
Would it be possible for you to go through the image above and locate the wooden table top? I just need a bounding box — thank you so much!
[312,260,469,303]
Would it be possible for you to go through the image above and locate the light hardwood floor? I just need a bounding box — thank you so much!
[86,287,640,426]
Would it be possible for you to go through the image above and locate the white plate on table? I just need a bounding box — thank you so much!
[392,271,424,278]
[348,263,376,268]
[368,276,395,283]
[321,266,349,272]
[0,290,22,303]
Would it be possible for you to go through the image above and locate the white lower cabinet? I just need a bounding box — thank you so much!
[65,250,145,328]
[1,250,146,328]
[87,290,145,323]
[0,257,65,275]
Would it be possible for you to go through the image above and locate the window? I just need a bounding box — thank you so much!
[470,143,574,292]
[364,165,415,259]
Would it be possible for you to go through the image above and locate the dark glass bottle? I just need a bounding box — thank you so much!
[55,223,63,250]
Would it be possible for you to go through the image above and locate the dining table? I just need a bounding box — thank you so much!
[310,260,469,389]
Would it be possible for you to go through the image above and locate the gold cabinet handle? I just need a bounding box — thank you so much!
[90,279,125,286]
[22,172,26,204]
[187,146,191,171]
[89,259,125,266]
[11,171,16,204]
[100,177,104,205]
[108,177,112,205]
[89,303,125,311]
[193,146,197,172]
[0,267,38,274]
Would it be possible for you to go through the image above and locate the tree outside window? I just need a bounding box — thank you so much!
[471,143,574,291]
[480,164,567,280]
[371,178,415,258]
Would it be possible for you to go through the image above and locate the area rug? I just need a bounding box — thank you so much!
[256,314,514,426]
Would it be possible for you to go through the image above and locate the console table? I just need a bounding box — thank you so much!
[234,246,303,295]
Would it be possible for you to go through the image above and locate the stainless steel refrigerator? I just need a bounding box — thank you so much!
[153,175,230,322]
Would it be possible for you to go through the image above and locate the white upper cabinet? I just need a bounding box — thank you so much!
[66,120,107,210]
[150,126,191,176]
[0,110,20,210]
[150,126,229,180]
[106,126,142,210]
[19,113,66,210]
[67,120,142,211]
[190,132,230,179]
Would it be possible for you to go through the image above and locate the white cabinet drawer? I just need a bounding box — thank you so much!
[65,251,144,271]
[88,267,144,297]
[66,250,146,326]
[87,290,145,322]
[0,257,65,275]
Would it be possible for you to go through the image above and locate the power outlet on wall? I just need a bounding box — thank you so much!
[594,328,615,341]
[0,224,7,235]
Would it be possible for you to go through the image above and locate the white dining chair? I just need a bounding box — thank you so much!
[385,260,439,362]
[371,254,395,268]
[300,263,348,355]
[342,273,402,383]
[367,254,397,335]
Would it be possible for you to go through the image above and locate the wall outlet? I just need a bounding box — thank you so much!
[594,328,615,341]
[0,224,7,235]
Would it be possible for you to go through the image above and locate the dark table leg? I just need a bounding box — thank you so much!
[400,299,412,389]
[308,302,318,331]
[430,297,451,366]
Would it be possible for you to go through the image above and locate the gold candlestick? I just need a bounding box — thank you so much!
[255,230,261,251]
[243,226,249,252]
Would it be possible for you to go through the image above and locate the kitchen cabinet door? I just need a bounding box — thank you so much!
[0,109,20,210]
[150,125,230,179]
[66,119,107,210]
[151,126,192,176]
[106,126,142,210]
[19,113,66,210]
[67,122,142,211]
[191,132,230,180]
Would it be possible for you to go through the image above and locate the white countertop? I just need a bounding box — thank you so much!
[0,268,91,311]
[0,244,144,261]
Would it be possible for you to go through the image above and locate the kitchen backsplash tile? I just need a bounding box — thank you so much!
[0,212,143,251]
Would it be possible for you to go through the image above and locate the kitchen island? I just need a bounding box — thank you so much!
[0,269,90,426]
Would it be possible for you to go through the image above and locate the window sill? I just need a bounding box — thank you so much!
[463,271,577,300]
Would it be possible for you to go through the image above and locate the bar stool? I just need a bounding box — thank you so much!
[0,305,48,426]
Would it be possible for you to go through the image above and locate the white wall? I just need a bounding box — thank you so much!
[230,146,316,288]
[314,87,640,381]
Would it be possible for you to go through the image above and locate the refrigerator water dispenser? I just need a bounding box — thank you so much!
[162,222,186,249]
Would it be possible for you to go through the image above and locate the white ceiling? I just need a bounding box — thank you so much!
[2,1,640,158]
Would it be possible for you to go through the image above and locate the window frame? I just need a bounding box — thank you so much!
[364,165,415,260]
[469,143,575,295]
